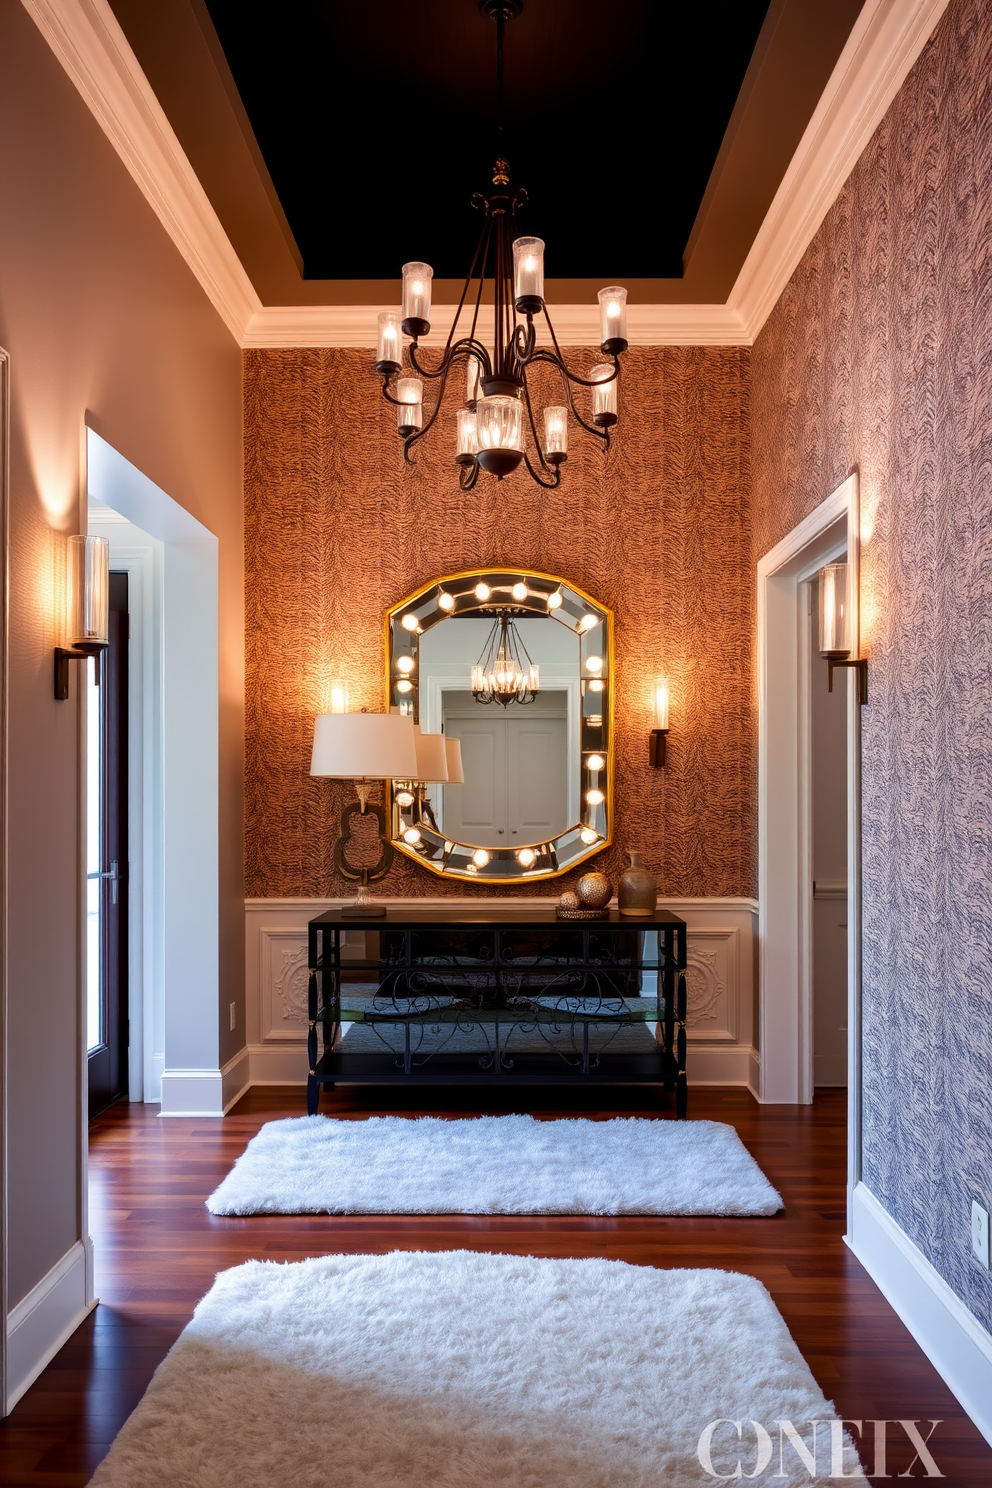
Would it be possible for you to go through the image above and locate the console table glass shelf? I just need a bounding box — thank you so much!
[307,905,689,1117]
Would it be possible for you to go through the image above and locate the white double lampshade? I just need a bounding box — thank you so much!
[309,712,463,790]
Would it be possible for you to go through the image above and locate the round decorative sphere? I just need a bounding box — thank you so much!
[557,890,580,910]
[575,872,611,909]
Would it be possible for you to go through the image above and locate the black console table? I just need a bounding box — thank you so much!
[306,904,689,1117]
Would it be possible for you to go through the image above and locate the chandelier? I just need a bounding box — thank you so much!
[471,610,539,706]
[373,1,628,491]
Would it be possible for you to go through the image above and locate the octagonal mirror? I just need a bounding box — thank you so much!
[386,568,613,882]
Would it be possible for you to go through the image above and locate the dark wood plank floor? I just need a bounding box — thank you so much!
[2,1085,990,1484]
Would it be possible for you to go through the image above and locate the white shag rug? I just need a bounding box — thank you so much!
[89,1251,862,1487]
[206,1115,782,1216]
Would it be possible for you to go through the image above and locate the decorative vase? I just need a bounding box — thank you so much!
[575,871,612,910]
[618,852,657,916]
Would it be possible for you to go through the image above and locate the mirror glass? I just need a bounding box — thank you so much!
[386,569,612,881]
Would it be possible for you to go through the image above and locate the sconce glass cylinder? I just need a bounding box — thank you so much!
[590,364,618,427]
[455,409,479,462]
[513,236,545,310]
[598,286,628,352]
[67,535,109,651]
[654,684,669,730]
[543,405,568,462]
[327,678,350,714]
[396,377,423,434]
[375,311,402,372]
[818,562,851,659]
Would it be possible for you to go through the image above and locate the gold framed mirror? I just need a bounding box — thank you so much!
[385,568,613,882]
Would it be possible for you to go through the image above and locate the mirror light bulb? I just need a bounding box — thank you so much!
[580,828,599,845]
[586,655,603,673]
[396,655,415,674]
[395,678,413,694]
[438,591,455,612]
[586,788,605,806]
[580,614,599,631]
[547,591,563,609]
[395,789,415,808]
[512,581,528,601]
[517,848,536,867]
[472,849,490,868]
[403,828,421,845]
[401,613,419,631]
[474,582,491,601]
[586,754,605,771]
[587,678,605,693]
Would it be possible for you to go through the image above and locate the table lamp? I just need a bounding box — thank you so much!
[410,726,448,831]
[310,711,418,916]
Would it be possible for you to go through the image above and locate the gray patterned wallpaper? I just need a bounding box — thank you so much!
[752,0,992,1332]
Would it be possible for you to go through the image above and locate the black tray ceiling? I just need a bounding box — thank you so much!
[204,0,772,282]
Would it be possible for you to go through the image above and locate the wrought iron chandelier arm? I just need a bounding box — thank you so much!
[402,355,458,465]
[526,345,621,390]
[408,337,492,382]
[519,369,560,480]
[522,451,562,489]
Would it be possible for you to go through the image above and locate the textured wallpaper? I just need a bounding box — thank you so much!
[752,0,992,1332]
[244,345,753,901]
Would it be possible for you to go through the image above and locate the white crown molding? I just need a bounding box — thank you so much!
[23,0,949,350]
[240,302,749,349]
[730,0,952,339]
[21,0,260,342]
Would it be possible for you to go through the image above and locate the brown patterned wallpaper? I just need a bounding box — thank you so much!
[752,0,992,1330]
[245,345,753,899]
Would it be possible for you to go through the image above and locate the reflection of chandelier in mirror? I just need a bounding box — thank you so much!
[471,611,539,707]
[373,1,627,492]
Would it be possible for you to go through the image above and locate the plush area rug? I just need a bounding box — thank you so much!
[89,1251,861,1487]
[205,1114,782,1216]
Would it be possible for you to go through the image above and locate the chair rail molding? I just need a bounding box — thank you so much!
[244,896,758,1092]
[24,0,950,349]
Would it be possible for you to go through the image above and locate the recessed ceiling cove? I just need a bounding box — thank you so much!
[202,0,771,281]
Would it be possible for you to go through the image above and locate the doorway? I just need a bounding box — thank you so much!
[441,690,569,846]
[756,472,862,1216]
[809,572,849,1087]
[86,573,129,1118]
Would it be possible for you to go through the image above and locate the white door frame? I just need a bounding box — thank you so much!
[756,474,862,1189]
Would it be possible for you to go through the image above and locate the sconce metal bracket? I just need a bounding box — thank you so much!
[54,644,105,701]
[827,657,868,706]
[649,728,669,768]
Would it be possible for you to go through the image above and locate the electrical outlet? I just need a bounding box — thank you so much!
[229,1001,237,1033]
[972,1200,990,1268]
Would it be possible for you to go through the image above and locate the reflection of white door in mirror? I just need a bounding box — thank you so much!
[442,691,568,847]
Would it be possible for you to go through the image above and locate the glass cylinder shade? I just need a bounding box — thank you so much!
[819,562,852,658]
[513,236,545,308]
[598,286,628,350]
[401,261,432,329]
[396,377,423,433]
[67,535,109,650]
[654,684,669,730]
[466,357,482,408]
[476,394,523,452]
[543,405,568,461]
[456,409,479,460]
[376,310,402,370]
[590,364,618,425]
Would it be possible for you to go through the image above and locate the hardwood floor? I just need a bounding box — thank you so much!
[2,1085,990,1484]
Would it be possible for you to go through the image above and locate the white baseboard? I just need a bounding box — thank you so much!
[247,1042,308,1085]
[221,1046,252,1112]
[6,1242,96,1412]
[158,1066,225,1117]
[748,1047,761,1100]
[847,1182,992,1447]
[687,1044,760,1086]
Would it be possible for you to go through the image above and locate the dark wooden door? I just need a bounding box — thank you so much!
[88,572,129,1119]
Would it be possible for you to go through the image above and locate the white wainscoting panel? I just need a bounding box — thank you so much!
[6,1242,96,1412]
[244,897,758,1090]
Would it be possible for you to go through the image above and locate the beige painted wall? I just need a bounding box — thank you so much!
[0,4,243,1307]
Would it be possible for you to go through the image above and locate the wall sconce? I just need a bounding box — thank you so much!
[310,710,418,916]
[326,678,350,714]
[649,683,669,767]
[55,535,109,699]
[818,562,867,704]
